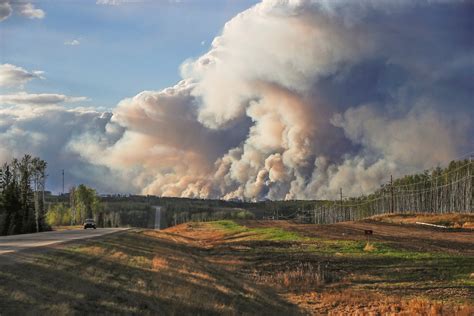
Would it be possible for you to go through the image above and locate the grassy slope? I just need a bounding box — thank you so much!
[0,229,298,315]
[0,220,473,315]
[212,220,474,281]
[210,220,474,314]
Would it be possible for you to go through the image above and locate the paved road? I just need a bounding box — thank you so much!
[0,228,127,255]
[154,206,161,230]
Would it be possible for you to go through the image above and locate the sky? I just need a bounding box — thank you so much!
[0,0,473,200]
[1,0,259,107]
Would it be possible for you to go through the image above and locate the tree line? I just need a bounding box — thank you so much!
[46,184,104,227]
[0,155,47,235]
[300,159,473,224]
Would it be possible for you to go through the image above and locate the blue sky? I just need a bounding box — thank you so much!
[0,0,259,108]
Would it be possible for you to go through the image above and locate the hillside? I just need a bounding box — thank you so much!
[0,217,472,315]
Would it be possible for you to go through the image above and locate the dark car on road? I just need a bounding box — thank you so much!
[83,219,96,229]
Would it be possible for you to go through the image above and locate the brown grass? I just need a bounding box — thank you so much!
[463,222,474,229]
[363,242,376,252]
[0,227,299,315]
[252,262,329,290]
[285,289,474,316]
[372,213,474,229]
[151,255,168,270]
[1,220,472,315]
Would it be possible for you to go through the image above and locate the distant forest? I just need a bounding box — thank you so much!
[48,159,472,228]
[1,155,471,235]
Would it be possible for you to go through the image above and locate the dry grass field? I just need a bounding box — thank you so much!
[371,213,474,229]
[0,215,473,315]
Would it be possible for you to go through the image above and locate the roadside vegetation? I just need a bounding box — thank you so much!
[0,155,48,235]
[372,213,474,229]
[1,217,472,315]
[46,184,103,227]
[0,229,298,315]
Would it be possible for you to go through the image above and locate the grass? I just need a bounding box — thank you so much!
[1,220,472,315]
[211,220,474,292]
[212,220,303,241]
[0,229,299,315]
[372,213,474,228]
[213,220,455,259]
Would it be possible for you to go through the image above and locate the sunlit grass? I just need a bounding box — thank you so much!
[211,220,448,258]
[1,221,472,314]
[211,220,303,241]
[210,220,474,286]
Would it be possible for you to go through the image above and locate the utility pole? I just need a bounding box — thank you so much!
[390,175,394,213]
[62,169,65,195]
[469,156,473,213]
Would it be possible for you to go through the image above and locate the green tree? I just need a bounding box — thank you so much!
[46,203,71,226]
[74,184,102,224]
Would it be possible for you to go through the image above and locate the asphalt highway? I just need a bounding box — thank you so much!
[0,228,127,255]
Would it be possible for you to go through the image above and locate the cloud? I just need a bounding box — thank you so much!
[17,2,44,19]
[0,0,12,21]
[1,0,472,199]
[96,0,121,5]
[96,0,138,5]
[0,92,88,105]
[0,64,44,88]
[64,39,80,46]
[0,1,44,21]
[96,0,182,5]
[0,104,130,193]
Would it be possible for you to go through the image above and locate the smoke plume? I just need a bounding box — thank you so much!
[2,0,473,199]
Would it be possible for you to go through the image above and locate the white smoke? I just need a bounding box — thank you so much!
[1,0,472,199]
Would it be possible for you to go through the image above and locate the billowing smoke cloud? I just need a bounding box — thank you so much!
[2,0,473,199]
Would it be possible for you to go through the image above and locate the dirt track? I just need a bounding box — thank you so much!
[241,220,474,255]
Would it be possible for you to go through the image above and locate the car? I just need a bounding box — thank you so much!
[83,219,96,229]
